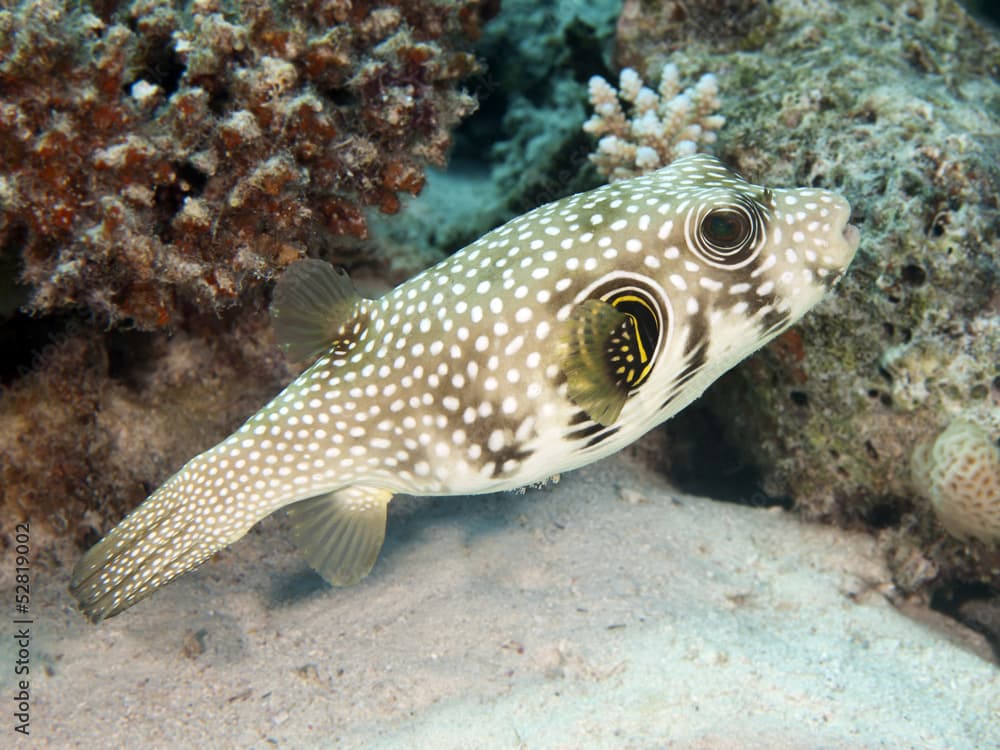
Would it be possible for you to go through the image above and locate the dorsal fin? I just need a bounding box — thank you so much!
[269,259,367,363]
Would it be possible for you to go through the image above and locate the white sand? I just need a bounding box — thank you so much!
[4,453,997,748]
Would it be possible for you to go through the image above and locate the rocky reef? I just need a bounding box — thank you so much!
[608,0,999,640]
[1,306,286,553]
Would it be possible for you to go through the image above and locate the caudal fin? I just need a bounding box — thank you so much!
[71,431,398,620]
[70,462,252,622]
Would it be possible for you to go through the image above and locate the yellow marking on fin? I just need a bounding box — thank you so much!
[609,293,658,385]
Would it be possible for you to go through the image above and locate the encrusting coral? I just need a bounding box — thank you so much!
[912,420,1000,546]
[583,63,725,182]
[603,0,1000,629]
[0,0,495,328]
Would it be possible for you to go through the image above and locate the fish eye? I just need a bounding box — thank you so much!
[689,198,764,269]
[701,208,751,251]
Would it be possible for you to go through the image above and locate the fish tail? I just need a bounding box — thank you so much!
[70,454,257,622]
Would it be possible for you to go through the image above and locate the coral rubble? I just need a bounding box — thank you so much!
[0,0,494,328]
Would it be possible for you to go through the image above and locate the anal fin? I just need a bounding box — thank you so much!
[286,485,394,586]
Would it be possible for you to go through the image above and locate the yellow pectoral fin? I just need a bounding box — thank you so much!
[559,299,631,426]
[286,485,394,586]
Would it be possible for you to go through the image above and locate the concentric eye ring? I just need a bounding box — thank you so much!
[687,194,766,269]
[702,209,751,250]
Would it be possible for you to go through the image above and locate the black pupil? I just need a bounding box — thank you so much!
[703,210,748,247]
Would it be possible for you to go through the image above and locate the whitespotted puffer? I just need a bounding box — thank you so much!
[71,154,860,620]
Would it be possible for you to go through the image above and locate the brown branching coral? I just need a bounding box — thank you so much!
[0,0,495,328]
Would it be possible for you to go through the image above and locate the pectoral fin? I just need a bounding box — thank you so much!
[559,299,633,426]
[286,485,394,586]
[559,292,664,425]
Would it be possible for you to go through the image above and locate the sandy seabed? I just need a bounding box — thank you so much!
[2,452,997,749]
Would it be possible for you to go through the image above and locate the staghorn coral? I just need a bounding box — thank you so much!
[0,0,494,328]
[583,63,725,182]
[912,420,1000,545]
